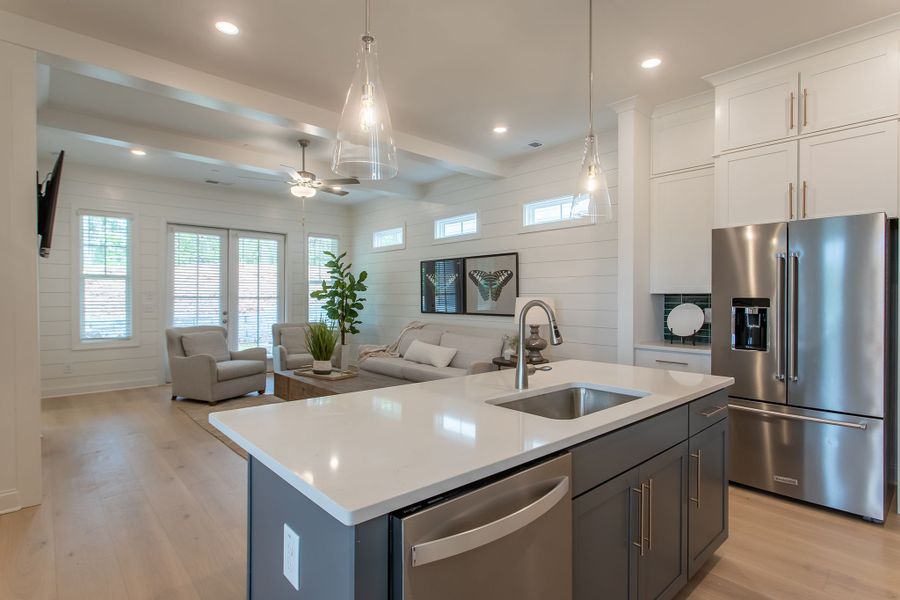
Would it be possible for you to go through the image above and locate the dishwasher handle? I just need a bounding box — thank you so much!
[411,476,569,567]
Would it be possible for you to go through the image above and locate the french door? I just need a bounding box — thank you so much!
[168,225,285,355]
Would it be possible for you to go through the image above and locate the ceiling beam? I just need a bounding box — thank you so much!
[0,9,506,179]
[38,107,425,199]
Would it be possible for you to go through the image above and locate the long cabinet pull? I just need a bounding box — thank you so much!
[655,359,689,366]
[789,92,795,129]
[647,478,654,552]
[802,180,808,218]
[728,404,868,430]
[788,183,794,219]
[802,88,808,127]
[699,404,728,418]
[775,253,786,381]
[632,484,646,557]
[788,253,799,382]
[690,451,701,507]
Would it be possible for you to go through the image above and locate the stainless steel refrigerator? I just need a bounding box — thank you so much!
[712,213,895,522]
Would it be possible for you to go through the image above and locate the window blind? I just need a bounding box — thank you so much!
[79,213,132,341]
[308,235,339,322]
[171,230,224,328]
[236,236,282,352]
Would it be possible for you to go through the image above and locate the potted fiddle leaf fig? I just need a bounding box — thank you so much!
[310,251,368,370]
[305,321,338,374]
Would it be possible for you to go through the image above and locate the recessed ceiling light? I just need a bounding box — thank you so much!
[215,21,240,35]
[493,125,508,134]
[332,186,342,191]
[641,57,662,69]
[130,149,146,156]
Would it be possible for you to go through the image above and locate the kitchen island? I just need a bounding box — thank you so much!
[211,359,733,599]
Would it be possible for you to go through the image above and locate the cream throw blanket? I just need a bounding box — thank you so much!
[358,321,428,363]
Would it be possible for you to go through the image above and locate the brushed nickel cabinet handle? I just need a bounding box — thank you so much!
[788,182,794,219]
[803,88,808,127]
[655,359,689,366]
[632,484,646,557]
[690,451,701,507]
[699,405,728,418]
[802,180,808,218]
[789,92,795,130]
[648,478,654,552]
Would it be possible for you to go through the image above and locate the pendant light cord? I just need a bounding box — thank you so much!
[365,0,372,38]
[587,0,594,134]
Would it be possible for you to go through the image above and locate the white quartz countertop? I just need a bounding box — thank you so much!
[210,360,733,526]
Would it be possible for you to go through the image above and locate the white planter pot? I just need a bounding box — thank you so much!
[339,344,351,372]
[312,360,332,375]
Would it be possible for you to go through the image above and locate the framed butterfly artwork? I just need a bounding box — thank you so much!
[464,252,519,316]
[420,258,465,314]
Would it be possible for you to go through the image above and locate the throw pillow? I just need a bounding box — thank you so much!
[404,339,458,368]
[181,331,230,362]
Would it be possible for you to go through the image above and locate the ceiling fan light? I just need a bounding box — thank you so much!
[333,32,398,180]
[291,185,317,198]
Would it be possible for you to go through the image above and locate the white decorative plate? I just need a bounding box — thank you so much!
[667,303,704,337]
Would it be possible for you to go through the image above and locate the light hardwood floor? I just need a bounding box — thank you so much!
[1,381,898,600]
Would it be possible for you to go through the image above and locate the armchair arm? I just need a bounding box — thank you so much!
[273,345,288,371]
[170,354,217,400]
[231,347,267,362]
[466,361,496,375]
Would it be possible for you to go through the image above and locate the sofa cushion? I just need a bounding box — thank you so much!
[440,332,503,370]
[404,339,458,368]
[182,331,230,362]
[359,356,407,379]
[401,362,467,382]
[217,359,265,382]
[398,327,443,356]
[285,353,314,370]
[280,326,308,353]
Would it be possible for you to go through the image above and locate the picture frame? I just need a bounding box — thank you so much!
[420,258,465,314]
[463,252,519,316]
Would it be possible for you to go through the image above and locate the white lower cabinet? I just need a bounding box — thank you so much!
[650,168,714,294]
[714,140,797,228]
[798,120,898,219]
[634,347,711,375]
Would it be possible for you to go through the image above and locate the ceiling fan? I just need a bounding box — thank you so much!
[242,139,359,198]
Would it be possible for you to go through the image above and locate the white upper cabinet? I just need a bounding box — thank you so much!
[714,141,797,228]
[800,37,899,134]
[651,96,714,175]
[798,120,899,219]
[650,168,714,294]
[715,71,799,153]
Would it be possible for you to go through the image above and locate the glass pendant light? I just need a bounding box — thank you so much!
[332,0,398,180]
[573,0,612,222]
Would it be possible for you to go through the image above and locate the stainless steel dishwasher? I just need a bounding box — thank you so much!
[390,453,572,600]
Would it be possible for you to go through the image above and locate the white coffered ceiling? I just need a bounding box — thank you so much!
[9,0,900,199]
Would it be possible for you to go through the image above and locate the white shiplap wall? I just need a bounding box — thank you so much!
[348,135,618,362]
[38,163,351,397]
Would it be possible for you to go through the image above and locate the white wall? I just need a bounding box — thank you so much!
[37,163,352,397]
[348,135,618,362]
[0,41,41,513]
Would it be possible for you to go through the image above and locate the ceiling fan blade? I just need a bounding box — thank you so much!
[320,178,360,186]
[320,187,350,196]
[238,175,282,182]
[279,164,302,180]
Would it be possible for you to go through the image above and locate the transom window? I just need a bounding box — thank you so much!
[78,212,133,343]
[434,213,478,240]
[522,195,591,227]
[372,226,405,250]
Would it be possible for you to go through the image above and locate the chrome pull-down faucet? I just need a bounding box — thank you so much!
[515,299,563,390]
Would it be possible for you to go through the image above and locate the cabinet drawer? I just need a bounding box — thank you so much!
[688,390,729,436]
[571,406,688,497]
[634,348,711,374]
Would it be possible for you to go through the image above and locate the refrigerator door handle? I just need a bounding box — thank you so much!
[788,252,800,382]
[728,403,868,430]
[775,253,786,381]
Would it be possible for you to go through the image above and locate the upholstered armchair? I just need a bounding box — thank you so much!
[272,322,340,372]
[166,325,267,403]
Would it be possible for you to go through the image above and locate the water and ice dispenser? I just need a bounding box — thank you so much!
[731,298,769,351]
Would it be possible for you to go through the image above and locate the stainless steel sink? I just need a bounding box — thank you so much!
[494,387,645,420]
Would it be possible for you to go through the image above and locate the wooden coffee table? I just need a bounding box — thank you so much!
[273,369,407,401]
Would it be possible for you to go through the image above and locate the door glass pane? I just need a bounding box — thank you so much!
[236,235,282,353]
[171,230,224,328]
[308,235,339,322]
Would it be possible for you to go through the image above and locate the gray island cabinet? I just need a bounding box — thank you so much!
[243,389,729,600]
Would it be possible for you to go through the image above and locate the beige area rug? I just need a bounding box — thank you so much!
[173,394,284,459]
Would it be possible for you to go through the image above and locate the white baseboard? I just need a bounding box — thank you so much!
[0,489,21,515]
[41,377,163,399]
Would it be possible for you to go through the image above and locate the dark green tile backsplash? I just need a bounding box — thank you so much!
[663,294,711,344]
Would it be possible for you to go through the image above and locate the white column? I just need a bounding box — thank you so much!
[612,97,654,365]
[0,40,40,513]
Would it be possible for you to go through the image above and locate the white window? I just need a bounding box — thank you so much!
[372,225,405,250]
[522,195,593,229]
[170,226,226,328]
[233,233,284,352]
[434,213,478,240]
[78,211,133,343]
[308,235,339,322]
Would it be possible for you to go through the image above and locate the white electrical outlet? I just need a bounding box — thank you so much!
[283,523,300,591]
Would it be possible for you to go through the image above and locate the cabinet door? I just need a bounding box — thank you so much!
[574,468,640,600]
[800,36,899,134]
[637,442,689,600]
[715,71,799,152]
[651,100,714,175]
[798,120,898,219]
[714,141,798,227]
[650,169,714,294]
[688,420,728,578]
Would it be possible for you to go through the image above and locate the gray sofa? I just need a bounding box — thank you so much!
[358,323,505,382]
[272,322,341,371]
[166,325,267,403]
